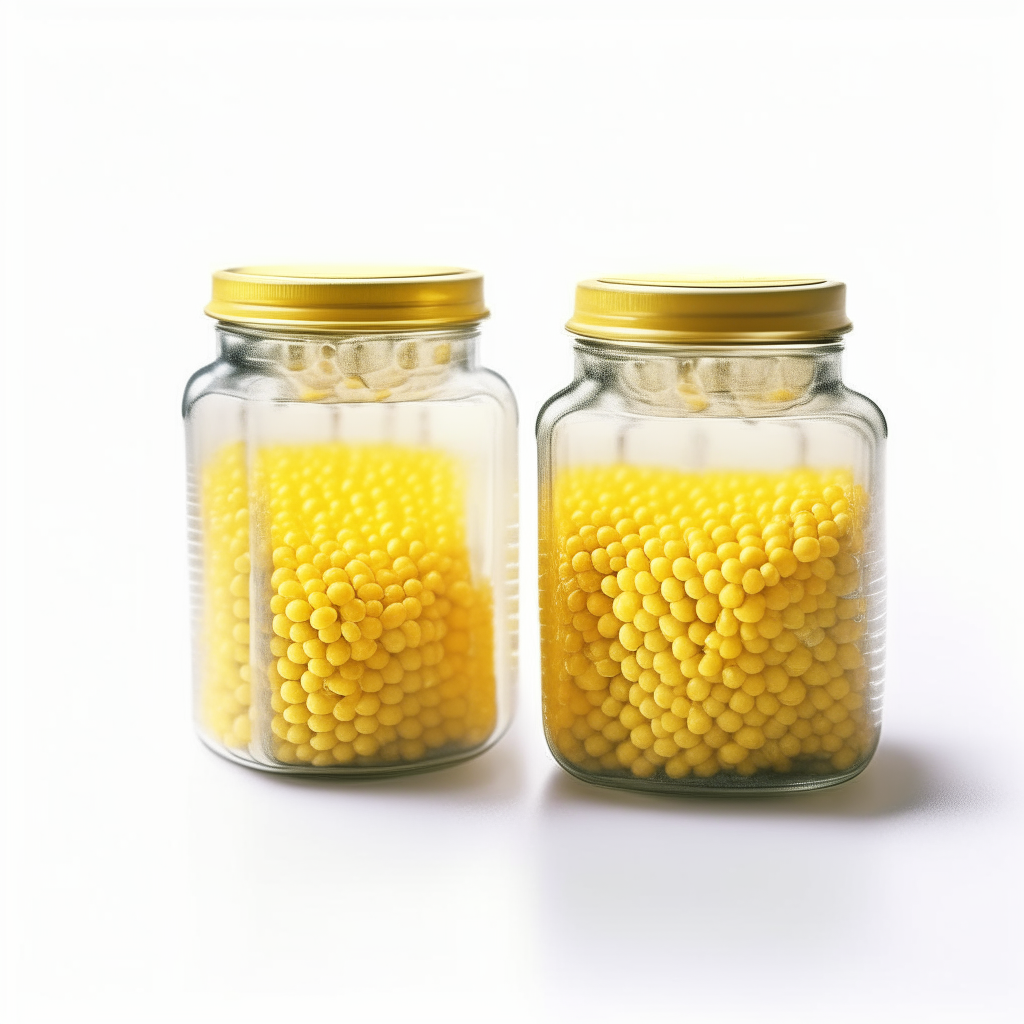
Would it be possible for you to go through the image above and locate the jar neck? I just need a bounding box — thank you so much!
[214,322,480,401]
[572,337,844,412]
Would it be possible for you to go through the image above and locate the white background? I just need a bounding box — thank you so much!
[2,1,1022,1021]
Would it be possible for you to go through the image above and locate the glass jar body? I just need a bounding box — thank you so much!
[185,323,518,775]
[537,339,886,793]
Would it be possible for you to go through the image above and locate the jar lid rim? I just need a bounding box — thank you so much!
[566,275,852,343]
[205,265,489,329]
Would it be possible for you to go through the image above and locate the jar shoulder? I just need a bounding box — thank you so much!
[832,384,888,440]
[535,377,599,440]
[467,366,519,423]
[182,359,228,417]
[538,376,886,441]
[182,357,286,417]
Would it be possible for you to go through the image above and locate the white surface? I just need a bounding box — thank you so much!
[2,2,1022,1022]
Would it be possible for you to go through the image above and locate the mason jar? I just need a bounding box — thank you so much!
[184,266,518,774]
[537,276,886,792]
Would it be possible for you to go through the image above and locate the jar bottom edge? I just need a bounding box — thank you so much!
[196,730,502,779]
[548,747,876,796]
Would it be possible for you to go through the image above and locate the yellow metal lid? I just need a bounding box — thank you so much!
[566,274,852,343]
[205,265,488,330]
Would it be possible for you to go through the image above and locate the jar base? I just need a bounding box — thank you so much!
[197,729,503,779]
[549,745,877,795]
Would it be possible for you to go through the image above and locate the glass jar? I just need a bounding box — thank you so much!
[185,266,518,774]
[537,275,886,792]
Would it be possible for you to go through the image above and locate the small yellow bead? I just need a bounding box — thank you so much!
[279,680,306,704]
[768,548,798,577]
[309,605,338,630]
[721,558,744,584]
[282,703,311,725]
[718,742,748,765]
[289,621,317,644]
[285,599,312,622]
[793,536,821,562]
[741,568,766,594]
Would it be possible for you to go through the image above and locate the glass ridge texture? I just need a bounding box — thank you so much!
[536,337,886,792]
[184,322,518,775]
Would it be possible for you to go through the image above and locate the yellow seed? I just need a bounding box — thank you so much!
[613,592,643,621]
[769,548,798,577]
[285,599,312,622]
[793,536,821,563]
[309,605,338,630]
[672,557,698,581]
[734,594,766,623]
[741,568,765,594]
[307,658,334,678]
[306,690,338,715]
[721,558,744,584]
[716,742,746,765]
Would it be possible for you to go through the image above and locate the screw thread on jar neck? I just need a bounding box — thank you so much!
[217,323,479,370]
[572,339,844,411]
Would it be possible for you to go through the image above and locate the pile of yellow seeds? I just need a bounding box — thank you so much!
[200,443,252,749]
[540,465,875,784]
[200,441,496,768]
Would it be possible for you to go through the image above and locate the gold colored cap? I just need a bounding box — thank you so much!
[206,265,488,330]
[566,274,852,344]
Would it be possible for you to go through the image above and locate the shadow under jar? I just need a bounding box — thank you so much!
[184,266,518,775]
[537,275,886,793]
